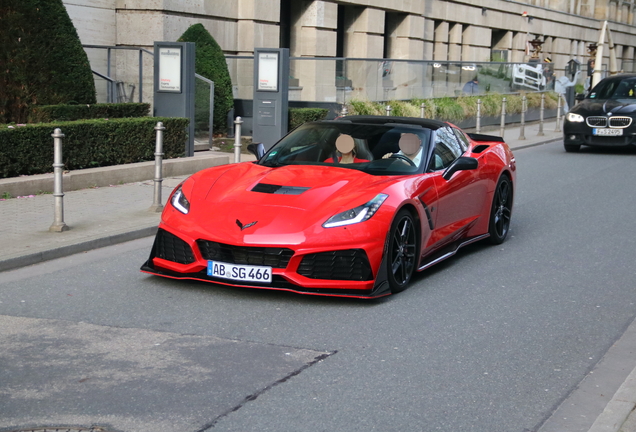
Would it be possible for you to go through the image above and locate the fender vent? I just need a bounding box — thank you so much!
[472,144,490,154]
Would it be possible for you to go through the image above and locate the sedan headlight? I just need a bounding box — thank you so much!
[171,186,190,214]
[323,194,388,228]
[566,113,584,123]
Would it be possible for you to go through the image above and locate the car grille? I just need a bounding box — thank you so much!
[586,116,632,128]
[196,240,294,268]
[155,229,196,264]
[298,249,373,281]
[609,116,632,128]
[586,116,607,127]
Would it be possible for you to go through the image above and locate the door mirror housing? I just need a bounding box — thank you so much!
[442,156,478,180]
[247,143,265,160]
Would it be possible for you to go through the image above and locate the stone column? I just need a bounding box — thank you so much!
[290,0,338,102]
[386,14,426,99]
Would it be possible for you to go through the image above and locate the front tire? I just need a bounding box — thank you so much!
[488,175,513,245]
[387,209,417,293]
[564,143,581,152]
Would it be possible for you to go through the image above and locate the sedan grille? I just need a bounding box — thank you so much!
[586,116,607,127]
[197,240,294,268]
[298,249,373,281]
[155,229,196,264]
[609,116,632,128]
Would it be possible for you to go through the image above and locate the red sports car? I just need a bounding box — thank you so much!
[141,115,516,298]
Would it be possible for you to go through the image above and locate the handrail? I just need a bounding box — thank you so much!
[83,44,153,103]
[83,44,154,56]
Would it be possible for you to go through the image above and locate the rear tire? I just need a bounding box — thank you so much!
[488,175,513,245]
[387,209,417,293]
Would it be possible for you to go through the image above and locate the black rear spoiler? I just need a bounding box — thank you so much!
[467,133,505,143]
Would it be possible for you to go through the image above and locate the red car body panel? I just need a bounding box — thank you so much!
[141,117,516,298]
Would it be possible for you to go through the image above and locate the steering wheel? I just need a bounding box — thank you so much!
[389,153,416,166]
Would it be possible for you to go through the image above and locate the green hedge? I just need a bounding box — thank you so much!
[0,117,188,178]
[0,0,96,123]
[289,108,329,130]
[27,103,151,123]
[178,24,234,133]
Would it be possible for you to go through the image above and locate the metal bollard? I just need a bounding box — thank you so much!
[234,116,243,163]
[499,97,507,138]
[537,93,545,136]
[476,99,482,134]
[341,105,348,117]
[555,95,562,132]
[49,128,68,232]
[148,122,165,213]
[386,105,392,116]
[420,103,426,119]
[519,95,527,140]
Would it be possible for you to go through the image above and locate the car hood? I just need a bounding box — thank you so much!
[184,163,398,243]
[573,99,636,115]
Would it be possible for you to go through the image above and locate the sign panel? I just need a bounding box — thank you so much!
[159,47,182,92]
[257,52,279,91]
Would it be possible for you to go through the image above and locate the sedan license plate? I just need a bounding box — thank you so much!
[207,261,272,283]
[593,128,623,136]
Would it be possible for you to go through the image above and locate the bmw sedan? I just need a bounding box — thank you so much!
[564,73,636,152]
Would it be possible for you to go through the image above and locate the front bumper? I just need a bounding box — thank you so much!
[564,121,636,147]
[140,227,392,299]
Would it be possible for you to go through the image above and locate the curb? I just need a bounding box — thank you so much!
[0,226,158,273]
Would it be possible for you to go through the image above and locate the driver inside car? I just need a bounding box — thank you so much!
[382,133,423,166]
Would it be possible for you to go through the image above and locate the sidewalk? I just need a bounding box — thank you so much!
[3,119,634,432]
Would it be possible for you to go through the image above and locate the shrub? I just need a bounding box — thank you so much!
[0,0,96,123]
[349,99,383,116]
[0,117,188,178]
[27,103,150,123]
[289,108,329,130]
[178,24,233,134]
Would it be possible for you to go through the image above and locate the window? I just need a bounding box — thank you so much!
[452,128,469,152]
[430,127,463,171]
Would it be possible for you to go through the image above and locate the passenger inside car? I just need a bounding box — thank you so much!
[324,134,371,164]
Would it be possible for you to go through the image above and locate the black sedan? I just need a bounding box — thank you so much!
[563,73,636,152]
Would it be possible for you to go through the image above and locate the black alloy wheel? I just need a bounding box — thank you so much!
[488,175,513,245]
[387,209,417,293]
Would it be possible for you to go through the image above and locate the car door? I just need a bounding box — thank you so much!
[427,126,488,247]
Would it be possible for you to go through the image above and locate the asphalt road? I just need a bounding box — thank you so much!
[1,141,636,432]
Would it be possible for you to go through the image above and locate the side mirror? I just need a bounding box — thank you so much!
[575,93,585,102]
[247,143,265,160]
[442,156,478,180]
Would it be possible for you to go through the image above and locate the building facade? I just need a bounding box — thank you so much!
[64,0,636,102]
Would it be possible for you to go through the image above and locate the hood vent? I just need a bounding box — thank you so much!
[251,183,310,195]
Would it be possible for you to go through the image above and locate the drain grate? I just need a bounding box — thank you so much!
[5,427,113,432]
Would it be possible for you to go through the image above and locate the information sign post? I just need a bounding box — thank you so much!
[253,48,290,150]
[153,42,195,156]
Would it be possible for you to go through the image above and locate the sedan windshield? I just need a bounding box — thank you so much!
[589,77,636,100]
[259,121,432,176]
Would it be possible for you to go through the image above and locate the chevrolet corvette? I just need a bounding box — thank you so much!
[141,115,516,298]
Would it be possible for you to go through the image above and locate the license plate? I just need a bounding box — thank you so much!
[207,261,272,283]
[593,128,623,136]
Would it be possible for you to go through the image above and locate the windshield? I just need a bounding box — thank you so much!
[589,77,636,100]
[259,121,432,176]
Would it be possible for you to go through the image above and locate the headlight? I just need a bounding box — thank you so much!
[323,194,388,228]
[566,113,584,122]
[171,186,190,214]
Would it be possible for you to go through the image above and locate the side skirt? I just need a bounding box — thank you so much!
[417,234,490,272]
